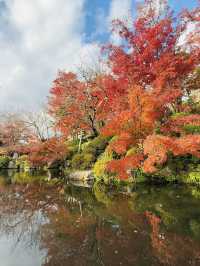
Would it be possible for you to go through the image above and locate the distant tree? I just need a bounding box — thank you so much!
[27,137,67,167]
[0,113,32,150]
[23,109,57,142]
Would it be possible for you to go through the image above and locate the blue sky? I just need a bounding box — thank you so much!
[84,0,198,43]
[0,0,198,111]
[170,0,197,11]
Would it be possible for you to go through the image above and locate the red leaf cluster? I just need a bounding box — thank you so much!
[28,138,67,167]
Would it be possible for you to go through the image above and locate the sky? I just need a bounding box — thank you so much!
[0,0,198,112]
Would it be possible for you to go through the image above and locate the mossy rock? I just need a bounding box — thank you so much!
[69,170,93,180]
[82,136,110,157]
[65,141,79,160]
[71,153,96,170]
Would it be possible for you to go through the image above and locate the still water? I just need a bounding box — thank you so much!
[0,170,200,265]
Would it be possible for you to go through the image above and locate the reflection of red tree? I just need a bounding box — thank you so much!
[146,211,200,265]
[146,211,172,264]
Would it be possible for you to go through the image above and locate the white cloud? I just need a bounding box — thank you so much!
[108,0,133,45]
[178,22,197,48]
[0,0,100,111]
[108,0,132,23]
[136,0,167,17]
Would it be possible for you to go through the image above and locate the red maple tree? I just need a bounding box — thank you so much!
[100,0,200,178]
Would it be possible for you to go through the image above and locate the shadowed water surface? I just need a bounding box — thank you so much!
[0,170,200,265]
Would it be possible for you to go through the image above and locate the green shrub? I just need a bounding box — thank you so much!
[69,136,110,171]
[131,169,148,183]
[71,154,84,169]
[171,112,189,119]
[71,153,96,170]
[16,155,30,171]
[191,188,200,199]
[82,153,96,169]
[93,150,113,181]
[47,159,64,169]
[166,154,200,175]
[0,156,11,169]
[184,125,200,134]
[65,141,79,159]
[184,171,200,185]
[82,136,110,157]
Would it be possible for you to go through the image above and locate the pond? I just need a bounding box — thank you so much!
[0,170,200,265]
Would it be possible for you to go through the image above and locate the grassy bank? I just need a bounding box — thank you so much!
[1,134,200,186]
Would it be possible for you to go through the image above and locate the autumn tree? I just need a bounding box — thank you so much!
[23,109,57,143]
[0,113,32,152]
[27,137,68,168]
[100,0,200,179]
[48,70,117,138]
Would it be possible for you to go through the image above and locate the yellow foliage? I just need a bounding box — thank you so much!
[93,149,113,179]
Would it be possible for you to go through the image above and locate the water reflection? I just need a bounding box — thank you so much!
[0,187,48,265]
[0,171,200,265]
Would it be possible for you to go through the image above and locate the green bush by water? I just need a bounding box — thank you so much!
[0,156,11,169]
[16,155,31,171]
[70,136,110,170]
[93,149,114,181]
[82,136,110,157]
[71,153,96,170]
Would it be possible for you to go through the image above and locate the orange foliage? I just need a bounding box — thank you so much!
[28,138,67,167]
[161,114,200,134]
[143,134,200,173]
[49,72,120,137]
[100,1,200,179]
[107,154,144,180]
[45,0,200,177]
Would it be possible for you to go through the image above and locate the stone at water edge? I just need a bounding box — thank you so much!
[69,170,94,181]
